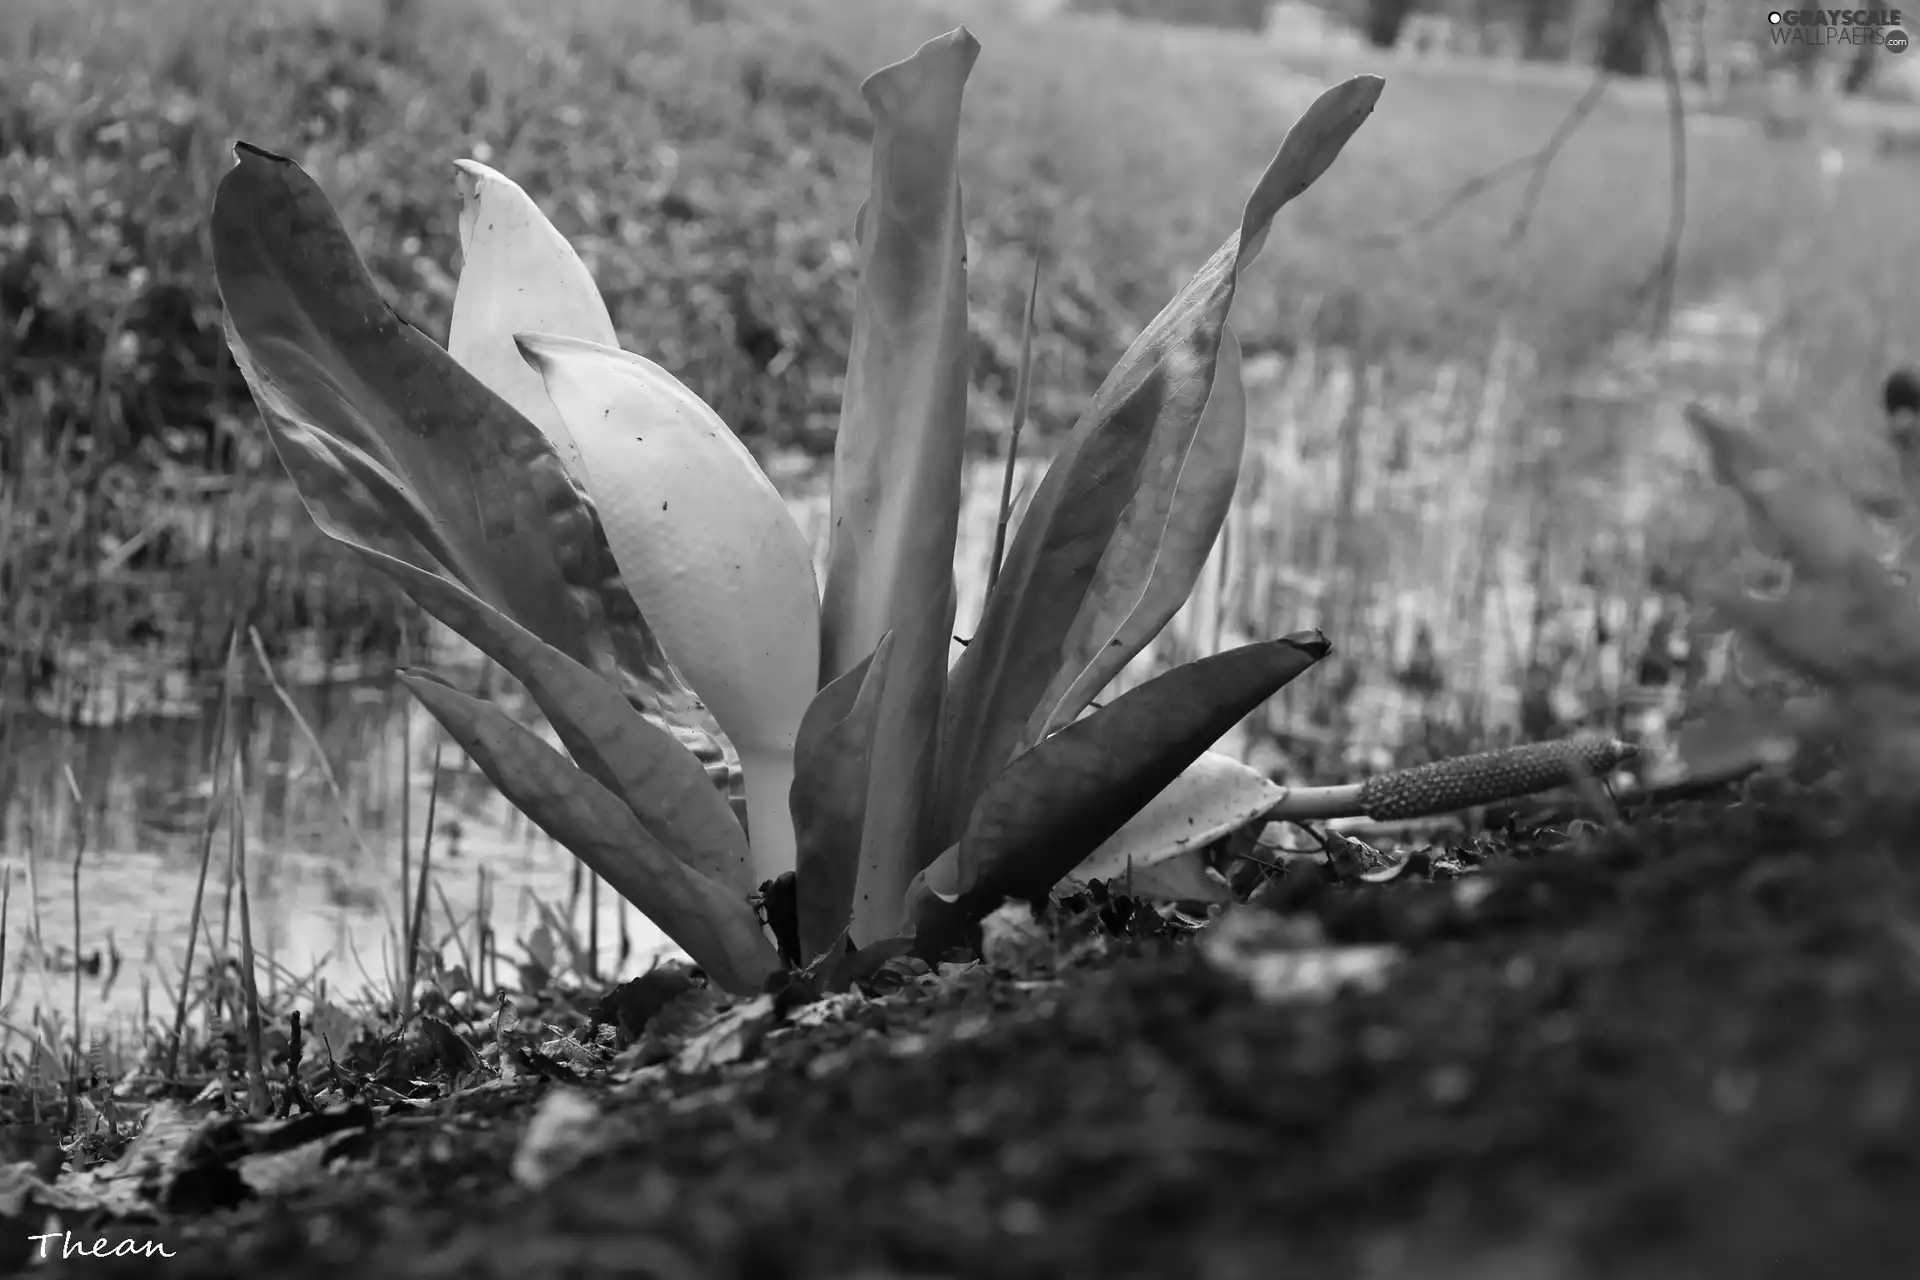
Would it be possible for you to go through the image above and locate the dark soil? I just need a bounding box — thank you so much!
[24,781,1920,1280]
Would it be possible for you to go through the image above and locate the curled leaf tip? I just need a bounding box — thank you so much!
[1282,629,1334,661]
[451,157,515,209]
[924,24,981,55]
[861,25,981,111]
[232,141,294,166]
[451,159,492,253]
[395,668,458,695]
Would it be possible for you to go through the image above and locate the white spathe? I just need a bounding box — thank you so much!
[1069,750,1281,902]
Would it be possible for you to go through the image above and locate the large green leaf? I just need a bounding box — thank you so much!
[209,142,687,718]
[1036,326,1249,737]
[818,28,979,941]
[397,671,781,995]
[353,545,753,896]
[938,78,1381,841]
[909,631,1329,952]
[790,633,895,964]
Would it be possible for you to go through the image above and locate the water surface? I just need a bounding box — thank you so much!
[0,665,678,1043]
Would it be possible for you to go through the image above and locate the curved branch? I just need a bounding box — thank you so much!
[1630,0,1688,338]
[1342,71,1611,249]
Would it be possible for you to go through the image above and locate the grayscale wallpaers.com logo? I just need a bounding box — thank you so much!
[1768,9,1909,50]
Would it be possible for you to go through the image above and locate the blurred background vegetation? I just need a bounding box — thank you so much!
[3,0,1917,746]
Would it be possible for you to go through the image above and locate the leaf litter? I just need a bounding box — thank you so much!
[15,776,1920,1280]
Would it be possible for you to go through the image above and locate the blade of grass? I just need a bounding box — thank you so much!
[25,806,42,975]
[230,748,269,1119]
[0,865,12,1025]
[59,762,83,1122]
[988,251,1044,595]
[168,626,240,1077]
[403,737,443,1019]
[219,811,236,958]
[432,877,474,984]
[586,868,598,983]
[398,632,414,978]
[476,864,492,996]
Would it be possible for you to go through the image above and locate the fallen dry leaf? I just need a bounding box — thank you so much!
[1198,905,1399,1005]
[979,901,1054,978]
[675,995,778,1073]
[510,1088,610,1191]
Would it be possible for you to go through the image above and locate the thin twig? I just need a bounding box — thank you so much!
[1634,1,1688,339]
[1507,73,1611,244]
[247,626,374,860]
[1344,75,1610,249]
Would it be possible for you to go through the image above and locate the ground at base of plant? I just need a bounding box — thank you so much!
[24,783,1920,1280]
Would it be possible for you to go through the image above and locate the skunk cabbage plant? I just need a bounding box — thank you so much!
[210,27,1383,993]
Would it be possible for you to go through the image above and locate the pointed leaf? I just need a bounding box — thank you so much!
[1687,405,1884,578]
[521,333,821,886]
[909,632,1328,948]
[353,544,753,895]
[448,158,620,482]
[818,27,979,942]
[939,78,1381,840]
[1040,325,1249,735]
[209,143,686,716]
[791,633,895,963]
[396,671,780,995]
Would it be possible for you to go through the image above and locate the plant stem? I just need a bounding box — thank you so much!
[737,745,798,887]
